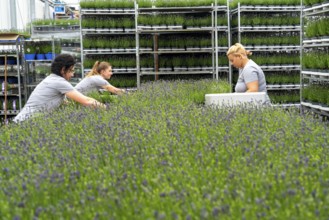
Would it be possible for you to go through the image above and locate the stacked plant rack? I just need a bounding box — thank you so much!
[230,0,301,106]
[135,0,224,88]
[24,39,64,98]
[301,0,329,118]
[30,18,82,85]
[215,2,231,85]
[32,19,80,39]
[0,33,25,123]
[80,0,137,88]
[80,0,231,89]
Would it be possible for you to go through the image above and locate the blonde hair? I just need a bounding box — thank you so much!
[86,61,111,77]
[226,43,252,57]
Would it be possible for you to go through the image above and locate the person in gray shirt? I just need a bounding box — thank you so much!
[227,43,267,93]
[14,54,105,122]
[75,61,125,95]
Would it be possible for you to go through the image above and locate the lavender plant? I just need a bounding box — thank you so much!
[0,80,328,220]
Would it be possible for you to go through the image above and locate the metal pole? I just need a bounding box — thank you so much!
[299,0,303,115]
[135,1,140,89]
[214,2,218,80]
[9,0,18,29]
[44,0,51,19]
[4,55,8,123]
[228,0,232,91]
[79,5,84,77]
[30,0,36,36]
[154,34,159,81]
[16,37,22,112]
[238,2,241,43]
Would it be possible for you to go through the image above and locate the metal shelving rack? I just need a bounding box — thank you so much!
[31,22,82,84]
[230,4,301,105]
[301,2,329,117]
[135,5,216,89]
[0,33,25,122]
[215,1,232,88]
[80,8,136,78]
[24,38,62,98]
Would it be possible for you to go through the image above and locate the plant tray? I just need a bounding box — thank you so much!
[113,68,127,72]
[174,67,188,71]
[159,68,172,71]
[187,67,202,71]
[158,48,172,51]
[167,25,183,29]
[205,92,269,107]
[140,48,152,51]
[186,47,202,51]
[141,67,153,71]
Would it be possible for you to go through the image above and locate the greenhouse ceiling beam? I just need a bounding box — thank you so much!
[39,0,54,7]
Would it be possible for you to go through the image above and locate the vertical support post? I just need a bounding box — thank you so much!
[227,0,232,92]
[154,34,159,81]
[213,2,218,80]
[44,0,51,19]
[299,0,303,115]
[4,55,8,123]
[29,0,36,35]
[9,0,17,29]
[135,1,141,89]
[238,2,241,43]
[16,37,22,112]
[79,6,85,78]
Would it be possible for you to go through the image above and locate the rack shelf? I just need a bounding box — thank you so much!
[302,71,329,81]
[80,2,231,89]
[267,84,301,91]
[301,102,329,116]
[301,2,329,117]
[303,2,329,16]
[231,4,301,104]
[0,33,25,121]
[303,38,329,47]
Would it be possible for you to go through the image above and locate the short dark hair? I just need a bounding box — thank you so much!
[51,54,76,76]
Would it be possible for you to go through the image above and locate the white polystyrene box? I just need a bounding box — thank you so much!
[205,92,267,107]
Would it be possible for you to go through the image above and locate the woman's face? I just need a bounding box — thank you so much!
[63,66,75,81]
[228,54,243,69]
[101,66,113,80]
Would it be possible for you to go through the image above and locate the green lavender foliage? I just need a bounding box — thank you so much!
[1,80,329,219]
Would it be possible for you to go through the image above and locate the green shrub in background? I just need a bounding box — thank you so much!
[305,18,329,38]
[302,83,329,106]
[303,0,326,6]
[81,0,228,8]
[80,0,96,8]
[303,52,329,70]
[266,72,300,85]
[230,0,300,8]
[137,0,153,8]
[269,91,300,104]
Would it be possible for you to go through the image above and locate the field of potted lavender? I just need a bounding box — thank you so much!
[1,79,329,219]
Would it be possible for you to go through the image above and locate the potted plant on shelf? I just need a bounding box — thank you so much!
[140,55,153,71]
[138,0,153,8]
[122,18,135,32]
[80,0,96,11]
[54,44,62,57]
[24,41,36,61]
[42,44,54,60]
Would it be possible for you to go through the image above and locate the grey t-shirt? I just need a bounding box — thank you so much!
[235,59,267,93]
[14,74,75,122]
[75,75,110,95]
